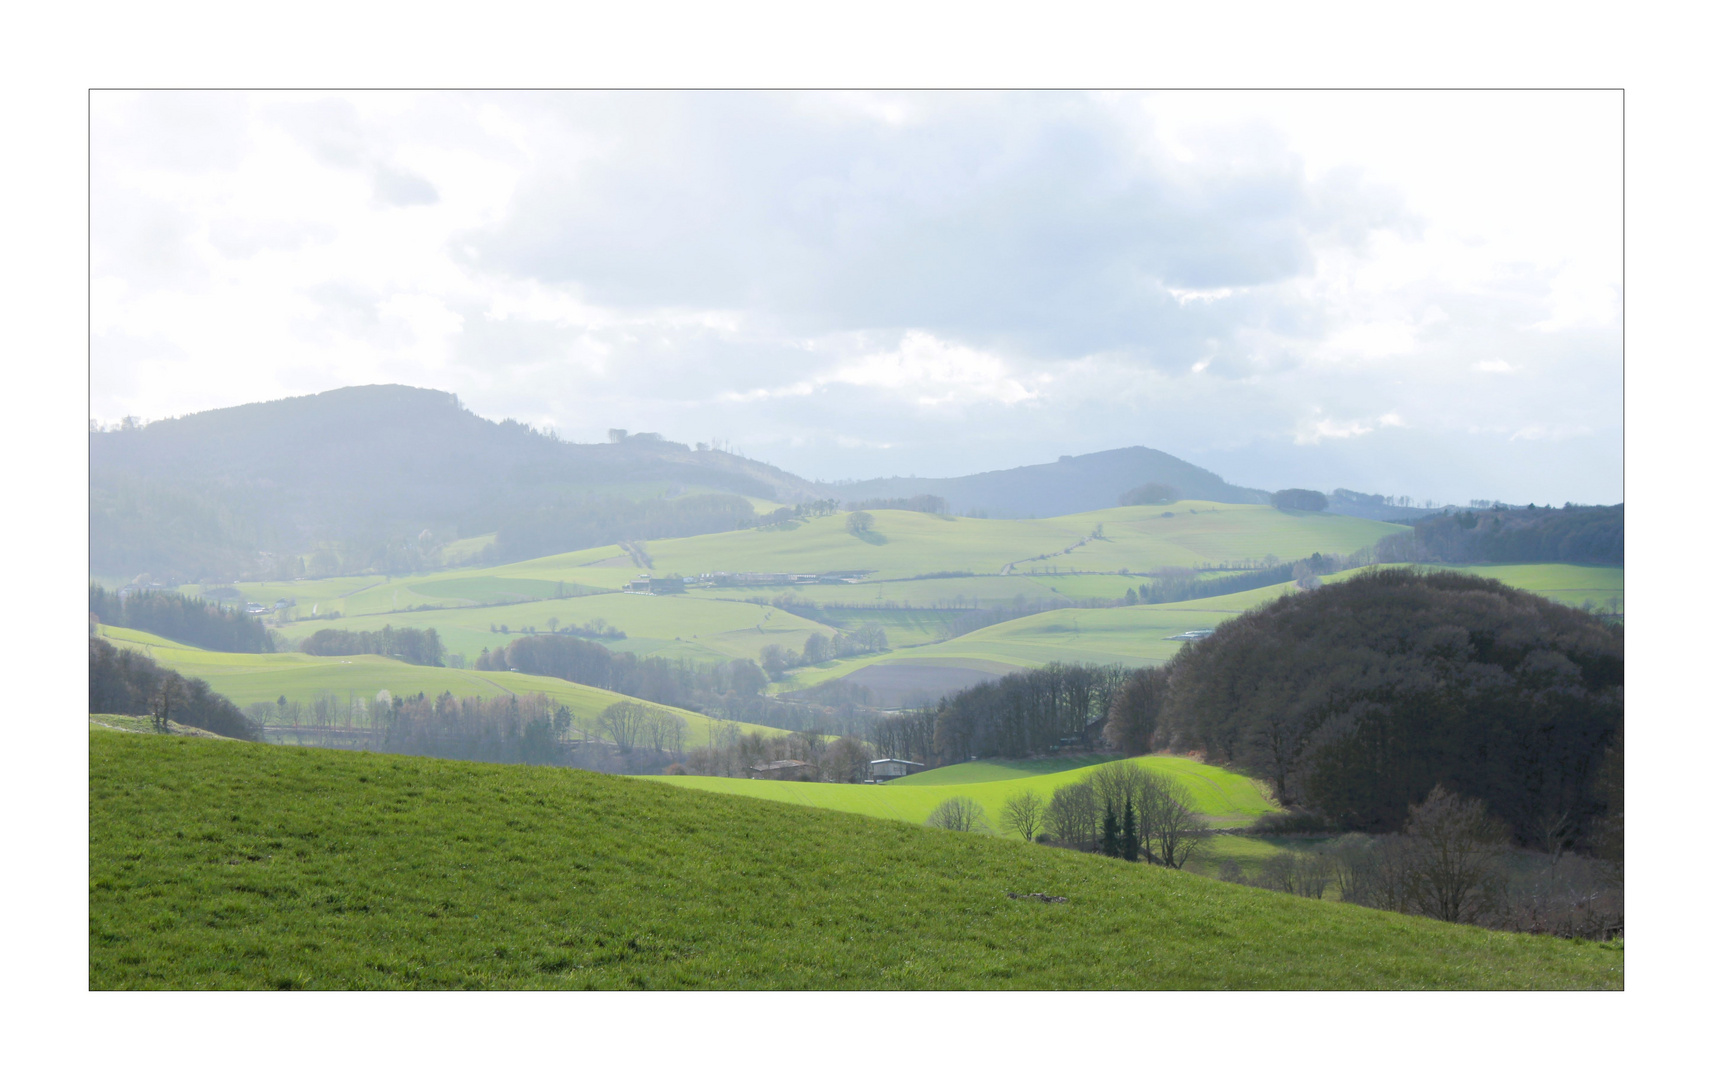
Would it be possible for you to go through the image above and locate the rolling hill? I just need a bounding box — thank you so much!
[89,730,1622,989]
[94,625,790,750]
[832,444,1269,516]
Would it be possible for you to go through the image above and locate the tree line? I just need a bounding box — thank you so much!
[89,583,272,653]
[299,625,445,666]
[757,626,888,678]
[867,662,1130,765]
[844,494,950,515]
[1376,503,1623,565]
[923,760,1206,871]
[1223,785,1622,939]
[474,632,875,735]
[88,637,262,740]
[1103,568,1623,858]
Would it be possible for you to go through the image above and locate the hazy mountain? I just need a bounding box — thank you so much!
[831,446,1269,518]
[92,384,1285,583]
[90,385,824,582]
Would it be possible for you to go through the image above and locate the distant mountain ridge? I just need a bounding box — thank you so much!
[92,384,1275,583]
[90,385,824,582]
[832,446,1269,518]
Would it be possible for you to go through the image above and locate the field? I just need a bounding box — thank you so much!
[89,731,1622,989]
[281,591,834,668]
[96,625,791,749]
[651,754,1279,831]
[188,502,1405,616]
[160,508,1626,688]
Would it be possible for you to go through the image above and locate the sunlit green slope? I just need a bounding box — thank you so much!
[649,754,1277,831]
[90,732,1621,989]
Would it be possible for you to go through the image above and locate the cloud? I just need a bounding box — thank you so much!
[87,91,1623,505]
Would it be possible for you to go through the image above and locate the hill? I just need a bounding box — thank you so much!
[90,384,823,582]
[1378,503,1624,565]
[95,625,790,751]
[651,753,1276,831]
[832,445,1268,517]
[89,731,1621,989]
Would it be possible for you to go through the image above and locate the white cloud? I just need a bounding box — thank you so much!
[88,90,1622,504]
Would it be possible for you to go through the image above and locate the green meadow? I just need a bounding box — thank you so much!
[191,502,1405,618]
[282,591,834,667]
[650,753,1278,832]
[89,731,1621,990]
[95,625,790,749]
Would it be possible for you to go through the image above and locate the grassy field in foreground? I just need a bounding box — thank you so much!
[650,754,1278,831]
[90,732,1621,989]
[96,626,791,749]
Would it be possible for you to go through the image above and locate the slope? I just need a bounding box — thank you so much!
[95,625,788,749]
[832,444,1270,517]
[650,753,1277,831]
[89,731,1621,989]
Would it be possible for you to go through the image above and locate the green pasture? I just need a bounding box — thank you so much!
[90,732,1621,989]
[1436,563,1623,612]
[720,575,1068,608]
[889,755,1119,786]
[630,503,1405,579]
[649,753,1278,832]
[282,592,837,667]
[173,500,1399,633]
[95,626,788,750]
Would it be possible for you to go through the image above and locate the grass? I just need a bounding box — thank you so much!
[89,731,1622,989]
[888,755,1119,785]
[96,625,790,750]
[284,592,835,667]
[650,754,1279,831]
[173,516,1619,682]
[188,502,1404,617]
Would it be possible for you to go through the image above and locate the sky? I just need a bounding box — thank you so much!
[90,90,1622,505]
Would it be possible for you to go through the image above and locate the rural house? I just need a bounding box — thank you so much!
[746,759,816,782]
[869,758,928,780]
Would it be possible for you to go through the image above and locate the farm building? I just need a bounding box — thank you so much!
[869,758,927,780]
[747,759,816,782]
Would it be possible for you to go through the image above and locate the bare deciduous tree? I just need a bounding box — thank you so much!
[926,795,991,833]
[1045,781,1100,849]
[1400,785,1505,923]
[1001,790,1045,841]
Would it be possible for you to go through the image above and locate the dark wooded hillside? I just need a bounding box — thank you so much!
[1108,568,1622,851]
[1377,504,1623,565]
[88,637,262,740]
[89,584,272,652]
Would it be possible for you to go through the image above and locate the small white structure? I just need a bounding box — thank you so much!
[869,758,927,780]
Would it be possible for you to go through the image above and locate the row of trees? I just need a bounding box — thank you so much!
[1103,568,1624,857]
[299,625,445,666]
[1223,787,1622,938]
[674,724,873,782]
[845,494,950,515]
[475,632,875,735]
[88,637,262,740]
[1377,503,1623,565]
[89,583,272,653]
[924,762,1206,870]
[931,662,1130,761]
[757,626,888,678]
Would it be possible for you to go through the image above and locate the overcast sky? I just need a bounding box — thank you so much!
[91,90,1621,504]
